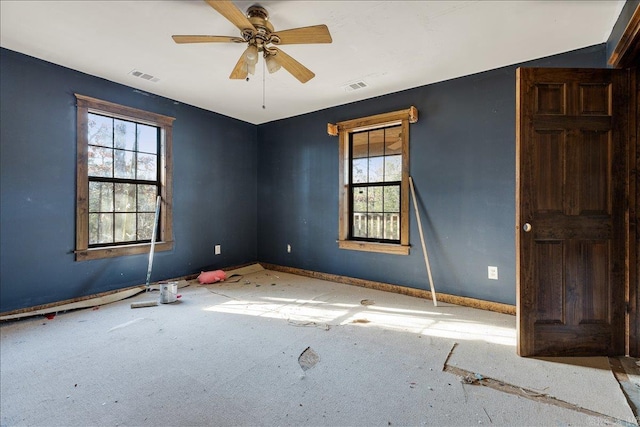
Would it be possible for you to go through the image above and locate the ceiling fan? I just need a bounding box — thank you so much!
[172,0,332,83]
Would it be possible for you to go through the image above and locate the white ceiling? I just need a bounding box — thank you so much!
[0,0,625,125]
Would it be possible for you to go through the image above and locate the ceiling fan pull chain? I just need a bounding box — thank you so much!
[262,59,266,109]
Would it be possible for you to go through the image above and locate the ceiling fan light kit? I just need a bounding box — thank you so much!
[244,44,259,66]
[265,54,281,74]
[173,0,332,83]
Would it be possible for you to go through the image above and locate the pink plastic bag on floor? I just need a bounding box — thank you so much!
[197,269,227,284]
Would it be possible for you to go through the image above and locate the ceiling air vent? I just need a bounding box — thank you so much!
[342,80,368,92]
[129,69,160,83]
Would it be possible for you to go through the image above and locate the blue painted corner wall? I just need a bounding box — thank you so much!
[256,45,608,305]
[0,41,609,312]
[0,48,257,312]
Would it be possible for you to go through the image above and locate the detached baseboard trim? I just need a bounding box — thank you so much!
[0,261,259,321]
[0,285,149,321]
[260,262,516,316]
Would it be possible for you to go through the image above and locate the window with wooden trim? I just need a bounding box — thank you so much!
[75,94,175,261]
[329,107,417,255]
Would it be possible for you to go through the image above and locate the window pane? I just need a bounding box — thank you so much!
[114,119,136,150]
[368,157,384,183]
[138,213,156,240]
[367,213,384,239]
[367,186,383,212]
[89,182,113,212]
[384,155,402,182]
[368,129,384,157]
[88,114,113,148]
[352,132,368,158]
[137,153,157,181]
[138,185,157,212]
[88,146,113,177]
[137,124,158,154]
[114,213,136,243]
[383,213,400,240]
[114,149,135,179]
[352,187,367,212]
[89,213,113,244]
[352,213,367,238]
[383,185,400,212]
[115,183,136,212]
[385,126,402,155]
[352,158,368,183]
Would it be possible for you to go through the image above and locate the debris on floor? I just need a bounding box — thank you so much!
[130,301,158,309]
[224,274,244,283]
[461,373,483,385]
[351,319,370,324]
[360,299,375,306]
[288,320,331,330]
[298,347,320,372]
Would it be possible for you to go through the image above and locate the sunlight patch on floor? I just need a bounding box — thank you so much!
[203,295,516,346]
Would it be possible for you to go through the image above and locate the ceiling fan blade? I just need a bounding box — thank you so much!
[272,24,332,45]
[204,0,256,32]
[172,35,245,44]
[229,53,248,80]
[270,47,315,83]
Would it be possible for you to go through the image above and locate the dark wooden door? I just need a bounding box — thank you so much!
[516,68,629,357]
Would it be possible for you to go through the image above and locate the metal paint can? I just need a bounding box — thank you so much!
[159,282,178,304]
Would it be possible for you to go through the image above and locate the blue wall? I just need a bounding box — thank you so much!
[257,45,608,305]
[0,48,257,312]
[0,43,609,312]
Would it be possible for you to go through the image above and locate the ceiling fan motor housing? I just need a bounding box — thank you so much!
[245,5,280,51]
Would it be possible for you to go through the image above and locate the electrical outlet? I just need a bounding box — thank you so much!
[287,244,291,253]
[215,245,221,255]
[488,266,498,280]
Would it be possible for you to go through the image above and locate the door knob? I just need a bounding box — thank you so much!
[523,223,532,232]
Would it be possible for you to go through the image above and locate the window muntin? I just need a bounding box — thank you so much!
[75,94,174,261]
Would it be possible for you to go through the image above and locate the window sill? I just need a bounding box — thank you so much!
[338,240,410,255]
[76,241,174,261]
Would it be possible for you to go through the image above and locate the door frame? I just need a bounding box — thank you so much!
[608,4,639,357]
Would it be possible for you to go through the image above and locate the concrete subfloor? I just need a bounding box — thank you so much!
[1,266,638,426]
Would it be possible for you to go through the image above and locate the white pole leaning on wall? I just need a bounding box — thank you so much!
[409,177,438,307]
[145,195,162,290]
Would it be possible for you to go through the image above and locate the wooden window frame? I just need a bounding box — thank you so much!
[329,107,417,255]
[75,94,175,261]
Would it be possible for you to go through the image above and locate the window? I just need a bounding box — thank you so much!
[351,126,402,243]
[75,94,175,261]
[329,107,417,255]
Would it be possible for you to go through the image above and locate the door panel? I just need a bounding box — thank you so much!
[517,68,628,357]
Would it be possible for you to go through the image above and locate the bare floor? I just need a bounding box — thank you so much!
[1,266,638,426]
